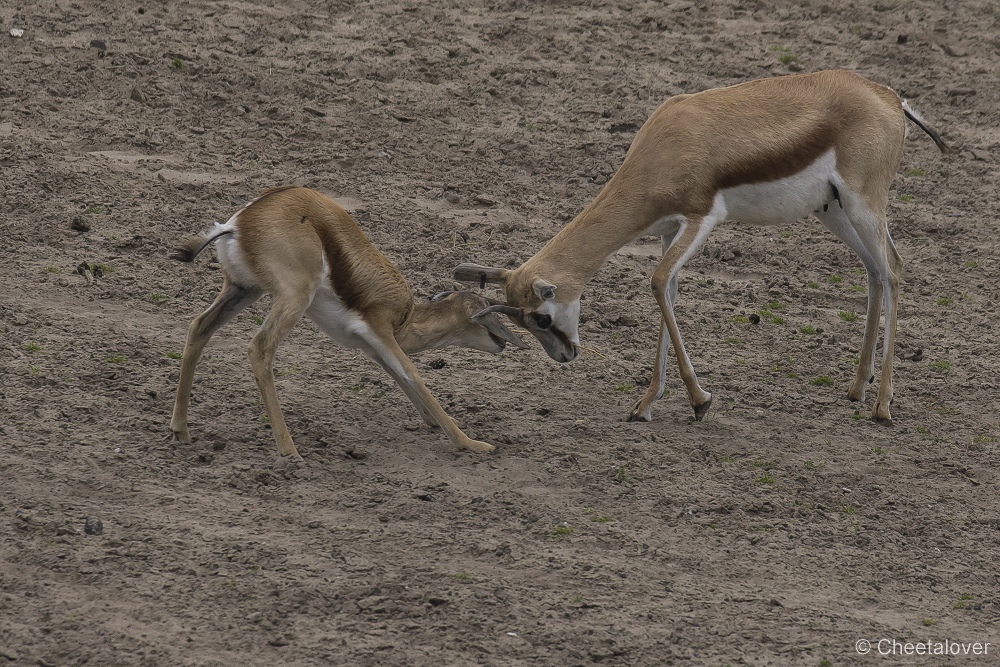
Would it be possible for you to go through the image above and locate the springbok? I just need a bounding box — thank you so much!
[455,70,949,424]
[171,186,526,460]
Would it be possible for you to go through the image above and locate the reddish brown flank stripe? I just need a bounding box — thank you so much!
[713,121,837,191]
[309,219,369,314]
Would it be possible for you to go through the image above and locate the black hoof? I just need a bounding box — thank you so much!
[692,396,713,421]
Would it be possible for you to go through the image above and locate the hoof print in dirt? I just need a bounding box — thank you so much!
[83,516,103,536]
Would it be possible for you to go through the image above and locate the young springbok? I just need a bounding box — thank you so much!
[455,70,949,425]
[171,186,526,460]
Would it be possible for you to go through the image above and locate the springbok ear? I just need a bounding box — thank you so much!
[532,278,556,302]
[454,263,509,286]
[471,311,530,349]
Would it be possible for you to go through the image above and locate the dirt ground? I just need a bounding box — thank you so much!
[2,0,999,665]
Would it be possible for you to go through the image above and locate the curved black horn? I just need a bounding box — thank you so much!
[454,263,509,285]
[472,304,524,320]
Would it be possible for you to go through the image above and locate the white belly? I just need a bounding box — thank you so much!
[721,148,838,226]
[305,281,372,349]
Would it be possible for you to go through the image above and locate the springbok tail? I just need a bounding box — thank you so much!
[902,100,951,154]
[171,224,234,262]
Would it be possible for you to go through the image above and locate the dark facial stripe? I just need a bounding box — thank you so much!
[549,324,574,351]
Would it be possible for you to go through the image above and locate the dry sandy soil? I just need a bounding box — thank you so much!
[2,0,999,665]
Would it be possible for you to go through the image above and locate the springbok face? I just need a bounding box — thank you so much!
[453,264,581,363]
[426,291,529,355]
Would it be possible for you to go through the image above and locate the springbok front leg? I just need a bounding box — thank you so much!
[361,326,495,453]
[630,212,719,422]
[628,231,679,422]
[171,278,263,444]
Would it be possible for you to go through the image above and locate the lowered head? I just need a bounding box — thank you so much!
[453,263,581,363]
[399,290,529,355]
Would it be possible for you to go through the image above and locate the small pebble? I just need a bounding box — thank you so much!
[84,516,103,535]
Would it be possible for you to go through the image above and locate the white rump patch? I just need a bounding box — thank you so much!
[213,212,259,288]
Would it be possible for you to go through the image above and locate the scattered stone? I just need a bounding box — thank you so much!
[76,261,104,278]
[303,106,326,117]
[427,597,448,606]
[343,447,368,460]
[89,39,107,51]
[473,194,496,206]
[130,86,151,106]
[9,28,24,38]
[268,636,289,647]
[84,516,103,535]
[896,34,908,44]
[306,520,321,529]
[429,358,447,369]
[71,216,90,232]
[55,525,79,536]
[0,647,19,661]
[748,314,761,325]
[536,408,551,416]
[12,313,28,326]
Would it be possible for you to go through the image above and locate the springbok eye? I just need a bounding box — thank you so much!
[534,313,553,329]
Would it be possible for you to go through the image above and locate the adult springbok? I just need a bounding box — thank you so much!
[171,186,526,460]
[456,70,949,424]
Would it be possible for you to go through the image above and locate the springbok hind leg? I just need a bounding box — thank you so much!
[870,229,902,423]
[171,279,263,444]
[818,193,898,424]
[247,291,314,461]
